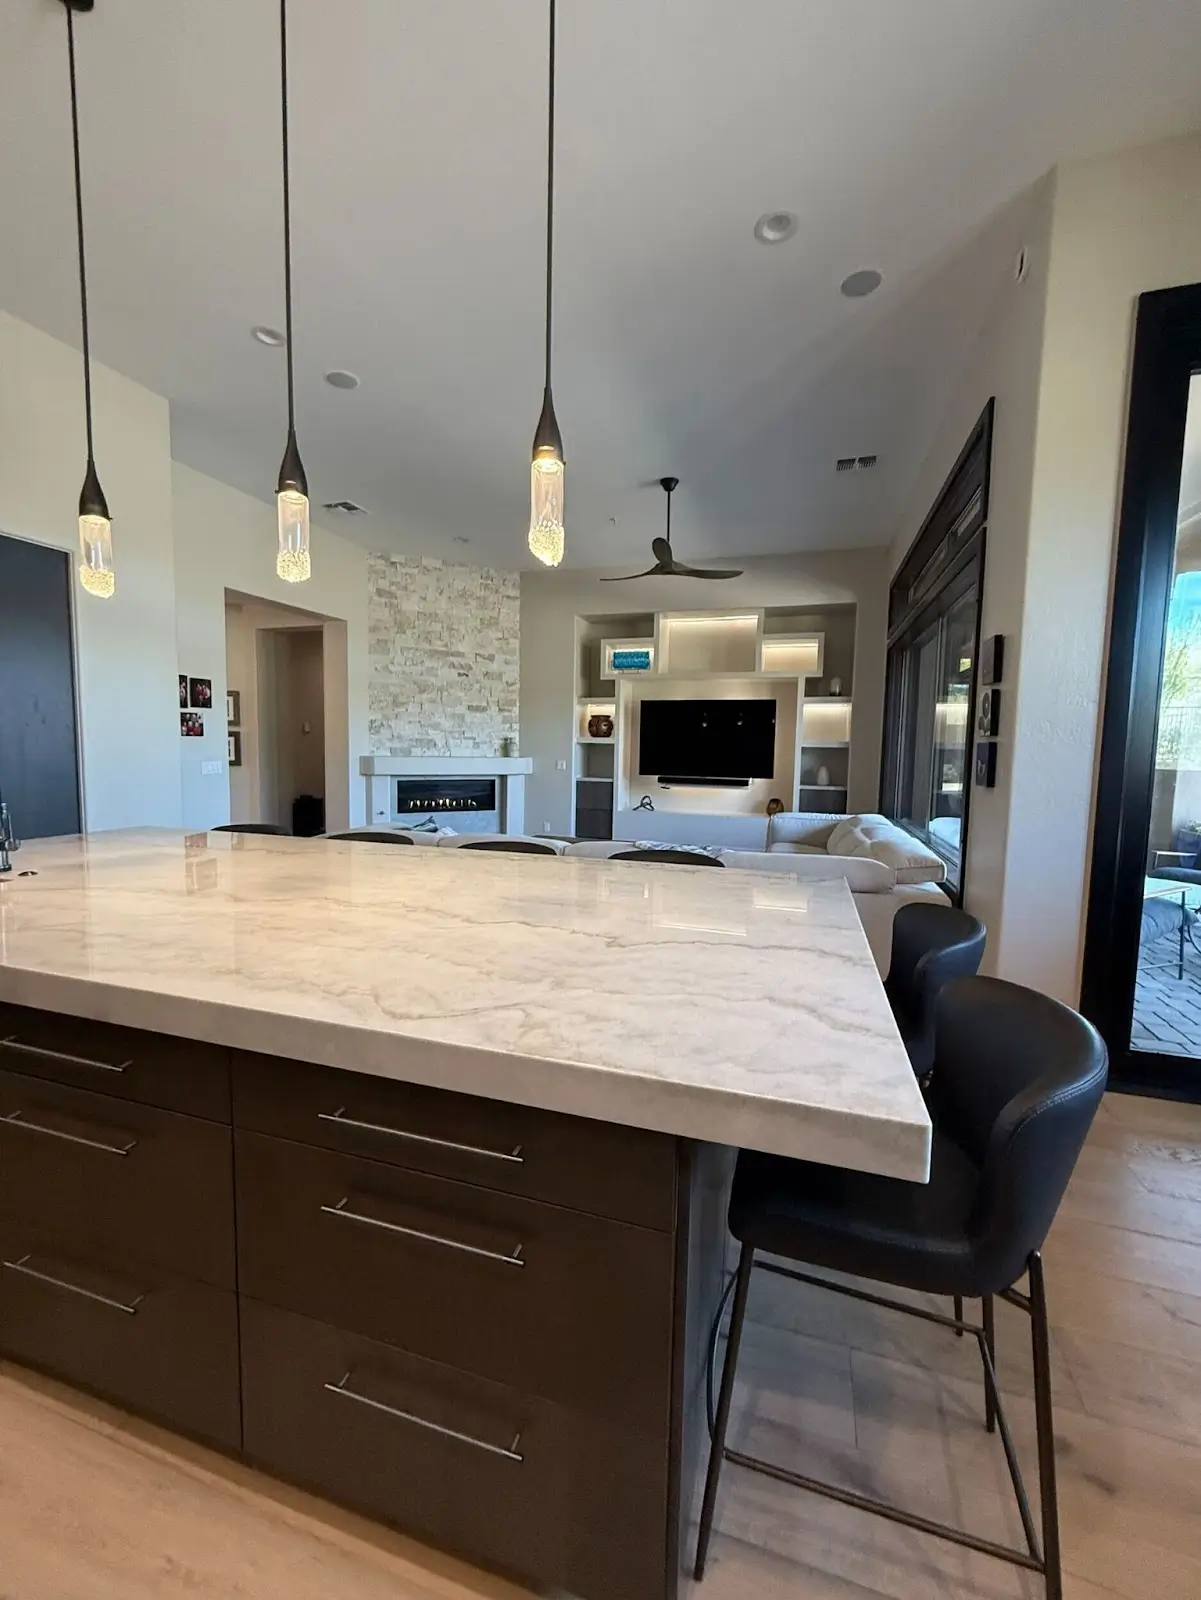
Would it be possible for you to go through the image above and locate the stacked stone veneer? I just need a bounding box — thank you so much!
[367,554,520,757]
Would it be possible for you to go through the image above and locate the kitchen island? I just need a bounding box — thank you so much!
[0,830,929,1600]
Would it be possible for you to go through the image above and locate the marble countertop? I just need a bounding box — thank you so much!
[0,831,929,1180]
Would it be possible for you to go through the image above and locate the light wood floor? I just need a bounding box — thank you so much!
[2,1092,1200,1600]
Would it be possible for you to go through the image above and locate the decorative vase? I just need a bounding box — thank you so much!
[829,676,842,697]
[587,714,614,739]
[817,764,831,787]
[500,736,516,757]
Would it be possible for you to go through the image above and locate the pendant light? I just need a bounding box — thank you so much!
[527,0,565,567]
[62,0,113,600]
[275,0,310,582]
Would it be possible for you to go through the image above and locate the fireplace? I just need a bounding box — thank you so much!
[394,778,497,815]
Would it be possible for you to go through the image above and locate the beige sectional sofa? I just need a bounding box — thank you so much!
[382,813,949,977]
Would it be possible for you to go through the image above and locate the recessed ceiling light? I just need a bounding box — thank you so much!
[324,369,360,390]
[840,269,883,298]
[250,325,286,347]
[754,210,797,245]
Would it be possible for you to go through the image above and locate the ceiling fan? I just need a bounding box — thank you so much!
[601,478,743,581]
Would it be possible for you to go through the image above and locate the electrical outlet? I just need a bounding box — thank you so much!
[201,760,224,776]
[555,759,567,771]
[543,822,552,833]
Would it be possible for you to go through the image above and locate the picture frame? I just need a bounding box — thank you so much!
[974,739,998,788]
[181,711,204,738]
[188,677,213,710]
[228,731,242,767]
[227,689,241,726]
[980,635,1005,686]
[179,674,189,708]
[977,686,1002,738]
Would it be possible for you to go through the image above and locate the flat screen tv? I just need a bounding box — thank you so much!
[638,698,777,784]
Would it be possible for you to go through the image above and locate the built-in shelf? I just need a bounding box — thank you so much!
[799,783,848,792]
[577,736,615,745]
[760,632,824,678]
[803,740,849,749]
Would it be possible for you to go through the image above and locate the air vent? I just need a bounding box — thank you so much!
[857,454,877,470]
[836,455,877,473]
[835,457,857,473]
[322,499,368,515]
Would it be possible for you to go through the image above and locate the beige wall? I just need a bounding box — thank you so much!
[896,133,1201,1003]
[0,310,181,829]
[520,552,889,837]
[892,176,1056,973]
[173,462,369,832]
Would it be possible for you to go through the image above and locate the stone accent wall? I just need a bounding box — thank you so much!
[367,554,520,756]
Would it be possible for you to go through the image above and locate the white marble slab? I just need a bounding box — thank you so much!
[0,831,930,1179]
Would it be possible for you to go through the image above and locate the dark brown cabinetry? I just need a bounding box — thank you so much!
[0,1008,713,1600]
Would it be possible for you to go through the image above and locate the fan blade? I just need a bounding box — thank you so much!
[670,563,744,580]
[600,563,667,582]
[651,537,673,563]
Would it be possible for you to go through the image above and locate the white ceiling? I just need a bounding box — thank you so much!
[2,0,1200,569]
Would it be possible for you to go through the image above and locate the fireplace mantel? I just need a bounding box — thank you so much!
[359,755,533,834]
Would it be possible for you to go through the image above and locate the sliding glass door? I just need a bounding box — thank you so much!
[1084,285,1201,1097]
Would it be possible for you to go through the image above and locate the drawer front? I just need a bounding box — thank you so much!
[0,1235,240,1450]
[236,1130,674,1433]
[241,1297,667,1600]
[233,1050,676,1231]
[0,1069,235,1290]
[0,1003,230,1122]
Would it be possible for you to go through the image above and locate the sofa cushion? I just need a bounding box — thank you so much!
[765,812,845,850]
[718,850,894,892]
[826,815,947,886]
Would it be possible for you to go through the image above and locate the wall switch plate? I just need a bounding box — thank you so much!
[543,822,552,833]
[201,760,224,776]
[555,759,568,771]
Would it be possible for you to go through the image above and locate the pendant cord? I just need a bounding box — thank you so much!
[280,0,296,435]
[65,2,94,466]
[543,0,556,393]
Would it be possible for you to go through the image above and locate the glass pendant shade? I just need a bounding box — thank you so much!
[77,460,113,598]
[529,451,565,568]
[276,489,311,583]
[276,426,311,583]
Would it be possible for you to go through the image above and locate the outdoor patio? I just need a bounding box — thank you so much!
[1134,922,1201,1056]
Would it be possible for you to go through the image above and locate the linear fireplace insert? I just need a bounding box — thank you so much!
[394,778,497,814]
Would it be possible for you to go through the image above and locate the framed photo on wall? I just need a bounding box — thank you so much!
[181,711,204,738]
[179,674,189,708]
[228,731,242,767]
[188,677,213,710]
[227,689,241,725]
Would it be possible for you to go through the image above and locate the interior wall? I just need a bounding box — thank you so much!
[890,175,1056,976]
[173,461,368,831]
[1003,132,1201,1000]
[0,310,181,830]
[520,551,888,838]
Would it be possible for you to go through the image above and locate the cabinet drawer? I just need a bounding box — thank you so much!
[241,1297,667,1600]
[236,1130,674,1433]
[0,1069,235,1290]
[0,1237,240,1450]
[0,1003,229,1122]
[233,1050,676,1231]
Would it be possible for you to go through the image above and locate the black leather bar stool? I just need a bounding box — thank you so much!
[694,976,1107,1600]
[211,822,289,835]
[458,838,559,855]
[885,902,987,1081]
[609,849,725,866]
[324,829,415,844]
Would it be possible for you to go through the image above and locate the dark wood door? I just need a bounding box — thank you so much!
[0,534,81,838]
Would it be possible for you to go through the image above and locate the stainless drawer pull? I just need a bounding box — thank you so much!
[324,1371,524,1462]
[320,1197,525,1268]
[2,1254,145,1315]
[317,1108,523,1165]
[0,1109,137,1156]
[2,1035,131,1074]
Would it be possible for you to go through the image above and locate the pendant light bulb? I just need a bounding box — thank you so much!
[63,0,114,599]
[527,0,566,568]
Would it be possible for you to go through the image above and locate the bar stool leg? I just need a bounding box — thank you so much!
[694,1245,755,1581]
[982,1294,997,1433]
[953,1292,964,1334]
[1028,1253,1062,1600]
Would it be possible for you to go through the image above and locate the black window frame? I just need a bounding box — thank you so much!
[880,400,994,906]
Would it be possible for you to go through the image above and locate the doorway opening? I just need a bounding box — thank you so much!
[224,592,348,836]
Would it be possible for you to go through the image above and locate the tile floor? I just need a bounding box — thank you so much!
[1,1092,1199,1600]
[1133,923,1201,1058]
